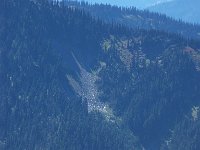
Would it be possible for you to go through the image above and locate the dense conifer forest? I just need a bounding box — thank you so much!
[63,0,200,40]
[0,0,200,150]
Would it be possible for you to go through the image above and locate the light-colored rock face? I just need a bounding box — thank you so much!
[101,35,150,71]
[67,53,121,123]
[192,106,199,121]
[67,54,104,112]
[117,42,134,71]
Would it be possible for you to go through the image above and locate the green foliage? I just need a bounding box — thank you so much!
[1,0,200,150]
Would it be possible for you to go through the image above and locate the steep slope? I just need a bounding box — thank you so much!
[98,36,200,149]
[148,0,200,24]
[64,0,200,40]
[1,0,200,150]
[0,0,142,149]
[161,108,200,150]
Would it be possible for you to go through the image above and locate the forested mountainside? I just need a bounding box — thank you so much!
[63,0,200,40]
[0,1,142,150]
[148,0,200,24]
[1,0,200,150]
[71,0,170,8]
